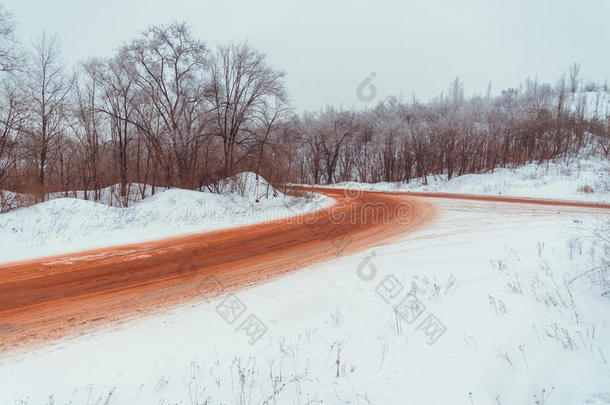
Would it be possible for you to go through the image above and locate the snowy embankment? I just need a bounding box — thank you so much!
[0,172,332,264]
[325,156,610,204]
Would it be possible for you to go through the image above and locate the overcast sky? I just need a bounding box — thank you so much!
[5,0,609,111]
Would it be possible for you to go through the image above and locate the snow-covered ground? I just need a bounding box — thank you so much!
[322,156,610,204]
[569,90,610,120]
[2,167,610,404]
[0,172,332,264]
[1,195,608,404]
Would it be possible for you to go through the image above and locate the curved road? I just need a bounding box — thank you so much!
[0,187,608,353]
[0,188,435,353]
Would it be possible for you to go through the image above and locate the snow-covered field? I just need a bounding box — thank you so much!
[0,173,332,264]
[1,194,608,404]
[323,156,610,204]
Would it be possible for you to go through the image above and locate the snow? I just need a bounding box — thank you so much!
[46,171,283,207]
[0,172,332,264]
[568,90,610,120]
[213,171,282,200]
[1,195,609,404]
[316,156,610,204]
[46,182,168,208]
[1,170,610,404]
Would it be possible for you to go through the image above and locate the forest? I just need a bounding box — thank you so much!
[0,11,608,211]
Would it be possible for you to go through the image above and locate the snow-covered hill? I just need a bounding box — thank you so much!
[568,90,610,119]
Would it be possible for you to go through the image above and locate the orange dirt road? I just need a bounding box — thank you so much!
[1,188,608,355]
[391,191,610,210]
[0,188,435,353]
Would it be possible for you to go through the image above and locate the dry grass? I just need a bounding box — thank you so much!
[578,184,595,193]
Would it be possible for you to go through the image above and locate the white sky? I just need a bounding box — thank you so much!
[6,0,609,111]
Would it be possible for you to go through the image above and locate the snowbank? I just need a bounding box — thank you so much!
[212,171,282,200]
[17,172,283,209]
[321,157,610,203]
[47,182,168,208]
[0,173,332,264]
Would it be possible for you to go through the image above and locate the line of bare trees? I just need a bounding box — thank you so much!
[0,4,608,212]
[0,10,290,209]
[291,76,609,185]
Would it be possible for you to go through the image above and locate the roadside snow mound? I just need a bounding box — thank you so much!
[35,172,281,207]
[47,183,168,208]
[0,174,331,264]
[213,171,281,200]
[324,157,610,203]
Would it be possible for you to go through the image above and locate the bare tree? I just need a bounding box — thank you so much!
[0,77,27,188]
[568,62,580,94]
[300,112,324,184]
[0,4,21,73]
[208,42,286,178]
[253,97,289,181]
[24,32,73,200]
[97,57,137,202]
[70,59,107,200]
[319,107,358,184]
[121,22,209,188]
